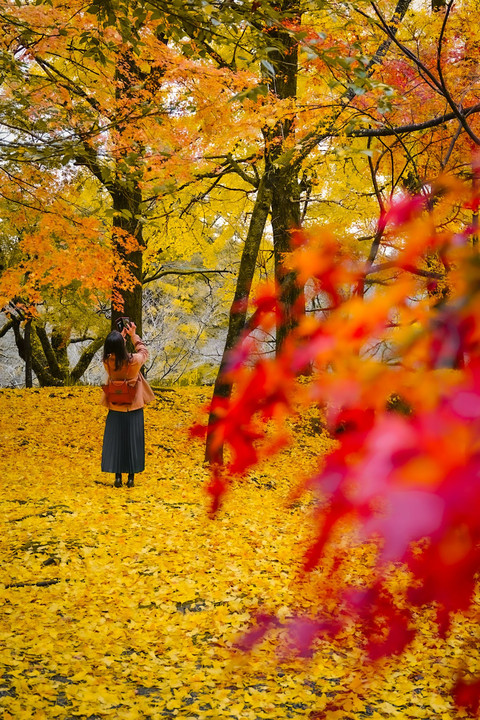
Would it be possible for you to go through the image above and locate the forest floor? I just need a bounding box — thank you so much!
[0,387,478,720]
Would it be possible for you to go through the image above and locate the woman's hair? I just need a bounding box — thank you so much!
[103,331,130,370]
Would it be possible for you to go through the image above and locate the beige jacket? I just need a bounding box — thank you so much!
[101,334,155,412]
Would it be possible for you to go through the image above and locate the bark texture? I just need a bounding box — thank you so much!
[205,178,272,464]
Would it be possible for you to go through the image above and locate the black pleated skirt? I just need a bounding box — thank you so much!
[101,408,145,474]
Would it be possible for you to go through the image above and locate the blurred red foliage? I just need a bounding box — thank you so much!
[198,172,480,713]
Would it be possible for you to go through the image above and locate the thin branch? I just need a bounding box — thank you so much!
[73,138,112,191]
[364,0,413,76]
[368,261,444,279]
[225,153,258,188]
[441,121,463,169]
[342,104,480,138]
[142,267,235,285]
[6,579,63,588]
[0,319,14,338]
[436,1,480,145]
[369,2,443,94]
[69,336,96,343]
[32,54,105,117]
[371,0,480,145]
[294,0,415,165]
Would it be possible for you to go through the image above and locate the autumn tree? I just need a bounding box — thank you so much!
[0,172,111,385]
[201,0,480,462]
[2,0,480,397]
[0,0,264,387]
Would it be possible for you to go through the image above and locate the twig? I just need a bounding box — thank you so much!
[6,579,63,589]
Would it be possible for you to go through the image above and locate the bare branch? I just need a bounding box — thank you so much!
[368,261,444,279]
[225,153,258,188]
[142,267,235,285]
[0,319,14,338]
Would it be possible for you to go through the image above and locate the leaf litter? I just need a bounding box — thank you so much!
[0,387,478,719]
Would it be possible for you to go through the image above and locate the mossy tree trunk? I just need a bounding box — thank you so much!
[10,318,104,386]
[205,177,272,464]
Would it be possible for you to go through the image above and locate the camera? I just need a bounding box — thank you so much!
[115,316,131,332]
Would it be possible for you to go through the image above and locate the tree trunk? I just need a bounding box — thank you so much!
[473,172,478,247]
[35,325,65,382]
[110,47,147,335]
[24,319,33,388]
[205,177,272,464]
[264,0,303,352]
[111,185,144,336]
[204,0,301,464]
[51,326,71,378]
[11,320,63,386]
[269,163,302,350]
[71,335,105,383]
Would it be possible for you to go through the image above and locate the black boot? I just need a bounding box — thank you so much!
[126,473,134,488]
[114,473,122,488]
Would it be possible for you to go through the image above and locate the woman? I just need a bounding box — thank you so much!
[101,321,155,488]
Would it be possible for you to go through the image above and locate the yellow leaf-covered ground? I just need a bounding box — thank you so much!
[0,387,478,719]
